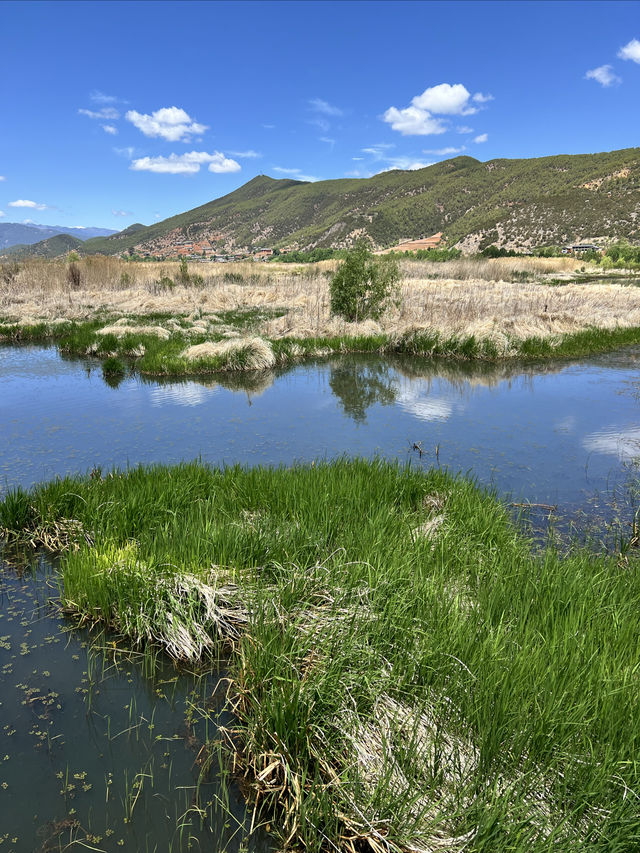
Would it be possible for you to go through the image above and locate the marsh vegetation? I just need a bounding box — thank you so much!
[2,255,640,376]
[2,459,640,852]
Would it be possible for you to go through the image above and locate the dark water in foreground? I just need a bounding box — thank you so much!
[1,344,640,850]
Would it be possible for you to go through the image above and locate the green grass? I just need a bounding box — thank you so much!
[2,459,640,852]
[3,316,640,378]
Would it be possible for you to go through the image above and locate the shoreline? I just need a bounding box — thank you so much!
[2,317,640,375]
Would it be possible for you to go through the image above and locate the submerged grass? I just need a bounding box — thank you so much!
[2,459,640,851]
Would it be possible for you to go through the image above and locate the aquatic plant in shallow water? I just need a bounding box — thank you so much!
[2,460,640,852]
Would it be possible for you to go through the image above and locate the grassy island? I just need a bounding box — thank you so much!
[2,255,640,376]
[2,459,640,852]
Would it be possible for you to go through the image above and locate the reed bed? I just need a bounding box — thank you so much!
[3,255,640,372]
[2,460,640,852]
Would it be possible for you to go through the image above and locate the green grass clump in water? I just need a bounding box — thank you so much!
[6,315,640,376]
[2,459,640,851]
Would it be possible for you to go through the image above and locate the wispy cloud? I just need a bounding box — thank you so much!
[126,107,208,142]
[0,175,5,181]
[319,136,336,149]
[378,157,433,172]
[309,98,343,117]
[273,166,321,182]
[90,90,121,104]
[362,144,431,172]
[457,125,474,134]
[585,64,621,87]
[228,149,262,158]
[114,146,136,159]
[8,199,48,210]
[473,133,488,144]
[423,146,466,155]
[112,209,132,216]
[618,38,640,63]
[102,124,118,135]
[362,144,395,158]
[130,151,240,175]
[0,211,5,217]
[473,92,494,104]
[79,106,120,120]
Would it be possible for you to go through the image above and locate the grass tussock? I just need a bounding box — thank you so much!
[2,459,640,852]
[3,255,640,374]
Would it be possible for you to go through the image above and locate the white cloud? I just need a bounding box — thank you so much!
[309,98,344,117]
[262,123,275,129]
[125,107,208,142]
[228,149,262,158]
[362,144,395,157]
[130,151,240,174]
[412,83,477,115]
[273,166,321,182]
[380,157,433,172]
[9,199,48,210]
[319,136,335,148]
[79,107,120,120]
[383,105,447,136]
[473,92,494,103]
[618,38,640,63]
[112,209,132,216]
[383,82,491,136]
[585,64,621,87]
[0,210,5,217]
[423,146,466,155]
[457,125,474,134]
[102,124,118,135]
[90,90,119,104]
[0,175,5,181]
[473,133,488,144]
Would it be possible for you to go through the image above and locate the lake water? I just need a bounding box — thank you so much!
[1,344,640,851]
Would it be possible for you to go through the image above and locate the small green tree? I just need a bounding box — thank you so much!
[329,242,400,322]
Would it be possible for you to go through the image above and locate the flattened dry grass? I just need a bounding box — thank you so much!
[4,256,640,358]
[2,460,640,852]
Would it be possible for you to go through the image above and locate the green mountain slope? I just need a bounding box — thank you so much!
[3,233,84,259]
[79,147,640,256]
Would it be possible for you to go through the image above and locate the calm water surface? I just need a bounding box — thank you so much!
[2,344,640,520]
[1,344,640,851]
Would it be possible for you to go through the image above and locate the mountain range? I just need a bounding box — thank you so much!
[0,222,117,252]
[4,147,640,260]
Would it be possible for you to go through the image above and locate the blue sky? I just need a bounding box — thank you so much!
[2,0,639,230]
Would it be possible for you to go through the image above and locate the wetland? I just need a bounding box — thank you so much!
[3,251,640,852]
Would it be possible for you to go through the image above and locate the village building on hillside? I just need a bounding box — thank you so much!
[561,243,603,255]
[376,233,443,255]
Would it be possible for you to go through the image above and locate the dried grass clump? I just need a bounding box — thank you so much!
[65,543,250,661]
[342,694,588,851]
[182,335,276,370]
[96,323,171,339]
[343,695,477,851]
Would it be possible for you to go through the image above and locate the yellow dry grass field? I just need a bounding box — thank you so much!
[2,255,640,346]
